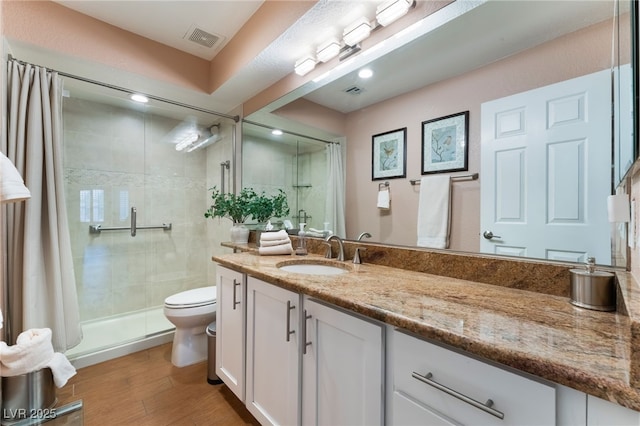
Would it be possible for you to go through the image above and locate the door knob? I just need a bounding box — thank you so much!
[483,231,501,240]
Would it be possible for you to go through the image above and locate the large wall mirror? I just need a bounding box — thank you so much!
[243,0,636,267]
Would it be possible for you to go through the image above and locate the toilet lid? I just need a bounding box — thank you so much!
[164,286,217,308]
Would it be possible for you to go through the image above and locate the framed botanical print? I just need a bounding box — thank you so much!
[372,127,407,180]
[421,111,469,174]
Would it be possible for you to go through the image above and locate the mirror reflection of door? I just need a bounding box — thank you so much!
[480,69,611,263]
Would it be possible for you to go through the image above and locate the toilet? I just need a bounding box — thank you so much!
[163,286,217,367]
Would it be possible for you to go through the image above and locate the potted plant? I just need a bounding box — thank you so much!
[204,186,256,243]
[250,189,290,225]
[249,189,290,244]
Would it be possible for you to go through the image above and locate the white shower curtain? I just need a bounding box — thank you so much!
[4,60,81,351]
[325,142,346,238]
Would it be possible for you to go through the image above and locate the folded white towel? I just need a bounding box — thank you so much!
[260,229,289,241]
[258,243,293,255]
[0,152,31,202]
[417,175,451,249]
[0,308,3,330]
[260,237,291,247]
[377,188,390,209]
[0,328,76,388]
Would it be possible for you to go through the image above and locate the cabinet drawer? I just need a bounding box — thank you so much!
[392,330,555,425]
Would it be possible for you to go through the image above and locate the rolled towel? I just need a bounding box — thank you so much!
[260,229,289,241]
[0,328,55,374]
[260,237,291,247]
[258,243,293,255]
[0,328,76,388]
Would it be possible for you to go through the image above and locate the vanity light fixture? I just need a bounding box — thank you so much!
[316,39,341,63]
[343,17,372,47]
[294,55,317,76]
[376,0,414,27]
[130,93,148,103]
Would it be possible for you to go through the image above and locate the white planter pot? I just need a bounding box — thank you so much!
[230,224,250,244]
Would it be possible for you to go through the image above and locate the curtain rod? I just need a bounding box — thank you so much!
[7,55,240,123]
[242,119,338,145]
[410,173,479,185]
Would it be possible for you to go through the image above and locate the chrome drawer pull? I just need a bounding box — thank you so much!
[285,300,296,342]
[232,280,241,310]
[302,310,312,354]
[411,371,505,420]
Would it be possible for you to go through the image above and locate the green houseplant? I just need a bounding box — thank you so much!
[205,187,257,243]
[249,189,290,225]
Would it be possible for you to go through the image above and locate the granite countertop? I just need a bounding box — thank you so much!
[213,249,640,412]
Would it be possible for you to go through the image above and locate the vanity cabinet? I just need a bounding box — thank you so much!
[389,329,556,425]
[587,395,640,425]
[302,297,384,426]
[245,277,301,426]
[215,265,246,401]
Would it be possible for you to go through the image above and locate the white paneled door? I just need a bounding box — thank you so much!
[480,69,611,263]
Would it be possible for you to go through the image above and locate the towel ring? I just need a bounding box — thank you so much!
[378,181,390,190]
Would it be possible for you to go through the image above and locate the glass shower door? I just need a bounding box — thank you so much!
[62,79,233,359]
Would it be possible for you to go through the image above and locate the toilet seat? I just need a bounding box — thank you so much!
[164,286,217,309]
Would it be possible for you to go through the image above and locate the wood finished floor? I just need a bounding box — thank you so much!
[57,343,260,426]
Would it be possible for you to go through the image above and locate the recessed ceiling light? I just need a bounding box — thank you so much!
[272,129,283,136]
[130,93,148,103]
[358,68,373,79]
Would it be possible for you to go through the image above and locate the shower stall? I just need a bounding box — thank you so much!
[60,78,236,364]
[241,121,330,232]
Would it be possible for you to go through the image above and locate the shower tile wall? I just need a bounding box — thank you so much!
[63,97,209,322]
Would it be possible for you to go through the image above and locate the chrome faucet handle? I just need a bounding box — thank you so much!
[322,242,333,259]
[353,247,366,264]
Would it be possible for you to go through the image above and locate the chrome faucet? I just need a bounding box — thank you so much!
[324,234,345,261]
[357,232,372,241]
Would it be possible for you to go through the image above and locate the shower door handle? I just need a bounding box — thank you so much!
[220,160,230,193]
[131,207,137,237]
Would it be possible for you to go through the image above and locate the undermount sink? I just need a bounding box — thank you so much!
[277,260,350,275]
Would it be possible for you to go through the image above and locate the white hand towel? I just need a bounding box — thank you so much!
[258,243,293,255]
[0,328,76,388]
[260,229,289,241]
[260,237,291,247]
[417,175,451,249]
[377,188,390,209]
[46,352,77,388]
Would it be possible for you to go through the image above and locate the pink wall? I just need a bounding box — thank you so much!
[2,0,211,93]
[1,0,314,99]
[345,18,616,248]
[274,98,347,137]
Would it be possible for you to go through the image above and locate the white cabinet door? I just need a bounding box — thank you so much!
[302,297,384,426]
[587,395,640,426]
[215,265,246,401]
[246,277,300,426]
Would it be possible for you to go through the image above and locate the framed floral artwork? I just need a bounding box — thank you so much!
[371,127,407,180]
[421,111,469,174]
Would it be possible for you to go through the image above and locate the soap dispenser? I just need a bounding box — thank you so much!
[569,257,615,311]
[295,223,308,256]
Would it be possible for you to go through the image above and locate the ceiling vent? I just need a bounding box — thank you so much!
[185,25,220,48]
[344,86,365,95]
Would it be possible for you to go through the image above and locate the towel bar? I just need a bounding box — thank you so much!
[410,173,478,185]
